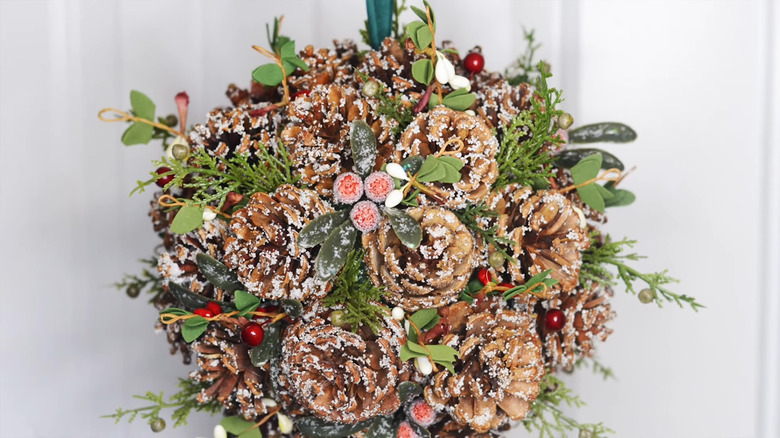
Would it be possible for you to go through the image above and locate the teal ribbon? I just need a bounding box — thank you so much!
[366,0,394,49]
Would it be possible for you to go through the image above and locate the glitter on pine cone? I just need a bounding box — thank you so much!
[278,302,410,424]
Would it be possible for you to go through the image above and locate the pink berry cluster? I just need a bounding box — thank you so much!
[333,170,395,233]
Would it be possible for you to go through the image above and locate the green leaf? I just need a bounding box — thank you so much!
[436,156,464,184]
[410,5,429,23]
[570,153,602,185]
[398,382,423,404]
[406,341,429,355]
[181,316,209,343]
[159,307,190,316]
[121,122,154,146]
[410,308,438,331]
[279,40,296,59]
[235,290,261,316]
[576,184,605,212]
[195,253,244,292]
[284,56,309,72]
[280,299,304,317]
[316,221,358,281]
[167,282,232,311]
[383,208,422,249]
[404,22,426,48]
[427,344,459,363]
[365,416,395,438]
[553,148,625,171]
[252,63,284,86]
[401,155,424,175]
[416,156,447,182]
[221,416,261,438]
[400,343,426,361]
[442,89,476,111]
[409,423,431,438]
[130,90,155,120]
[416,25,433,50]
[298,210,350,248]
[416,156,439,178]
[603,187,636,207]
[296,417,375,438]
[411,59,434,86]
[249,321,282,366]
[594,183,615,200]
[350,120,378,176]
[569,122,637,144]
[170,206,205,234]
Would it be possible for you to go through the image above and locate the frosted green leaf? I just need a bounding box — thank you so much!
[296,417,374,438]
[298,210,350,248]
[398,382,423,404]
[316,221,358,281]
[350,120,378,176]
[384,208,422,249]
[249,321,282,366]
[569,122,637,144]
[195,253,243,292]
[365,416,395,438]
[401,155,424,175]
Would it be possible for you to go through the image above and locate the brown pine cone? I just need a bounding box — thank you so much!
[280,84,396,198]
[287,41,358,92]
[149,191,177,250]
[424,299,545,433]
[473,77,533,132]
[223,185,333,302]
[483,184,590,295]
[189,317,274,421]
[552,167,607,224]
[537,283,614,371]
[395,107,498,209]
[357,37,426,98]
[278,301,409,424]
[189,105,282,163]
[363,206,476,312]
[429,418,509,438]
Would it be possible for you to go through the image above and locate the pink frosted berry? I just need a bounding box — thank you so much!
[408,399,436,427]
[350,201,381,233]
[397,421,419,438]
[333,172,364,204]
[364,171,395,202]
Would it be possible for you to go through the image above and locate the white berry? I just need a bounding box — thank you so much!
[391,307,405,321]
[385,163,409,180]
[449,74,471,91]
[261,398,278,408]
[202,209,217,222]
[213,425,227,438]
[277,413,293,434]
[415,356,433,375]
[385,189,404,208]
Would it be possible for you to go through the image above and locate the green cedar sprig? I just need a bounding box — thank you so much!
[580,232,704,311]
[358,71,416,135]
[114,257,165,304]
[131,142,298,209]
[506,28,544,86]
[104,379,221,428]
[454,202,516,262]
[573,357,616,381]
[524,374,613,438]
[493,61,563,189]
[322,249,388,334]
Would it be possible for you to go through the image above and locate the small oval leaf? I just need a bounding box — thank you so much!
[281,299,304,317]
[296,417,375,438]
[298,210,350,249]
[412,59,434,86]
[350,120,378,177]
[316,221,358,280]
[401,156,424,175]
[167,282,233,311]
[130,90,156,120]
[121,122,154,146]
[383,208,422,249]
[553,148,625,171]
[195,253,244,292]
[569,122,637,144]
[252,63,284,86]
[170,206,204,234]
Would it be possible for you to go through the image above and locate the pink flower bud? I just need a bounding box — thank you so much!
[175,91,189,132]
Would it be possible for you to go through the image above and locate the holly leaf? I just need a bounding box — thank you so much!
[383,208,422,249]
[129,90,155,120]
[316,221,358,281]
[221,416,261,438]
[249,321,282,366]
[170,205,204,234]
[195,253,244,292]
[400,343,426,361]
[427,344,459,364]
[121,122,154,146]
[181,316,209,343]
[235,290,261,316]
[411,59,434,86]
[298,210,350,248]
[252,63,284,86]
[410,308,438,331]
[350,120,378,177]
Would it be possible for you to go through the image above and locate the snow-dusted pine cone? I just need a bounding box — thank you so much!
[189,106,282,162]
[278,302,409,424]
[286,41,358,92]
[189,317,274,421]
[363,206,476,312]
[357,37,426,99]
[484,184,590,295]
[281,84,395,198]
[472,77,533,132]
[149,191,177,250]
[424,299,545,433]
[537,283,615,370]
[395,107,499,209]
[223,185,333,302]
[553,167,607,223]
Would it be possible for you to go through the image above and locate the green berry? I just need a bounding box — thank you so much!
[330,310,348,327]
[638,288,655,304]
[150,418,166,433]
[163,115,178,127]
[578,429,593,438]
[558,113,574,130]
[126,285,141,298]
[362,80,380,97]
[488,251,505,269]
[171,143,190,160]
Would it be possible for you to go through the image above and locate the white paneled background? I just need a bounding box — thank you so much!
[0,0,778,437]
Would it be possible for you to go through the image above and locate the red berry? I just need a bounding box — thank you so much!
[544,309,566,331]
[206,302,222,315]
[350,201,381,233]
[333,172,364,204]
[463,52,485,74]
[193,308,214,318]
[241,322,265,346]
[293,89,311,99]
[397,421,419,438]
[408,399,436,427]
[477,268,492,285]
[364,171,395,202]
[155,167,174,188]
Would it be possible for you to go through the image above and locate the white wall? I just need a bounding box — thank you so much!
[0,1,777,437]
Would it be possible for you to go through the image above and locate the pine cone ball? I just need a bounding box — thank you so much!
[223,185,333,302]
[424,300,545,433]
[363,207,476,312]
[538,283,615,371]
[189,105,281,163]
[189,317,274,421]
[395,107,499,209]
[281,84,395,198]
[484,185,590,295]
[278,302,409,424]
[287,41,358,91]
